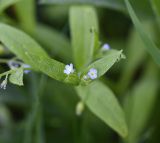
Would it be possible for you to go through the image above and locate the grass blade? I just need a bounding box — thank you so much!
[125,0,160,66]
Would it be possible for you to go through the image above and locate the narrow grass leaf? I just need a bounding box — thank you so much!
[125,0,160,66]
[40,0,125,12]
[118,21,155,93]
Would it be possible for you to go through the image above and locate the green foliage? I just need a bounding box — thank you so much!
[14,0,36,33]
[150,0,160,27]
[125,0,160,66]
[151,0,160,17]
[0,23,79,85]
[124,62,159,143]
[35,24,71,62]
[81,50,125,84]
[69,6,98,70]
[9,68,24,86]
[0,0,19,13]
[76,80,128,137]
[40,0,125,11]
[0,0,160,143]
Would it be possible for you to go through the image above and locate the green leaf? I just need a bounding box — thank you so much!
[76,80,128,137]
[69,6,98,70]
[124,62,159,143]
[0,23,80,85]
[125,0,160,66]
[150,0,160,17]
[39,0,153,19]
[40,0,125,12]
[35,24,71,62]
[81,50,124,80]
[118,21,155,93]
[0,0,19,13]
[9,68,24,86]
[150,0,160,26]
[15,0,36,34]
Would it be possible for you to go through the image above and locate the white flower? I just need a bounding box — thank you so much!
[87,68,97,79]
[64,63,75,75]
[1,76,8,90]
[102,43,110,51]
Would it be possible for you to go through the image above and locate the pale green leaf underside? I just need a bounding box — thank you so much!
[0,0,19,13]
[76,80,128,137]
[40,0,125,11]
[70,6,98,70]
[125,0,160,66]
[0,23,79,85]
[9,68,24,86]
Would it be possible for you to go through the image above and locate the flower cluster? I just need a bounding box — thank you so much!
[64,63,98,80]
[8,60,31,74]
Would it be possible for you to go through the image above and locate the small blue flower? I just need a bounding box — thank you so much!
[102,43,110,51]
[87,68,97,79]
[22,64,31,74]
[64,63,75,75]
[8,61,19,69]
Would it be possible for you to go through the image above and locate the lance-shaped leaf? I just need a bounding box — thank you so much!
[0,23,79,85]
[76,80,128,137]
[70,6,98,70]
[125,0,160,66]
[81,50,124,79]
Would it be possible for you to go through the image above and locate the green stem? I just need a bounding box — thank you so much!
[0,59,9,63]
[34,75,47,143]
[0,67,31,78]
[0,69,14,77]
[23,74,47,143]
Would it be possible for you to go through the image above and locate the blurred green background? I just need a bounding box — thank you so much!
[0,0,160,143]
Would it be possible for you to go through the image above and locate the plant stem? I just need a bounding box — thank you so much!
[0,59,9,63]
[23,74,47,143]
